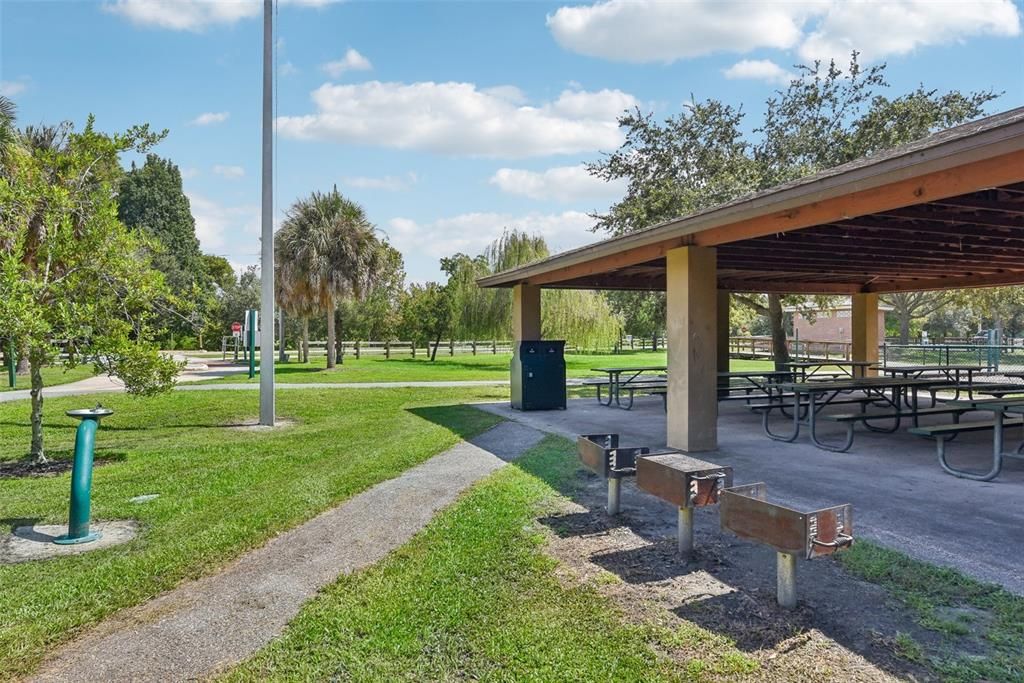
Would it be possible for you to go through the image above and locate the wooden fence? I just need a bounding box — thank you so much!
[729,336,852,361]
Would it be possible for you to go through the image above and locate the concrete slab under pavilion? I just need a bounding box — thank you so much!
[479,397,1024,595]
[479,107,1024,453]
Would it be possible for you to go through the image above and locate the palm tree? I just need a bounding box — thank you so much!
[276,188,381,368]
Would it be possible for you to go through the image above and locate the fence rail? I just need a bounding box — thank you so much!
[729,336,852,361]
[882,343,1024,374]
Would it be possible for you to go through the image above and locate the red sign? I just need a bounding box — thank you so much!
[231,322,242,333]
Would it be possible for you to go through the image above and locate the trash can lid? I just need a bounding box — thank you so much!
[66,406,114,419]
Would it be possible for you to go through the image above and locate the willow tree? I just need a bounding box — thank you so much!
[589,52,997,364]
[454,229,621,347]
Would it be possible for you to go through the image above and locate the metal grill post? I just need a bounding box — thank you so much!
[607,478,621,515]
[777,552,797,608]
[677,506,693,557]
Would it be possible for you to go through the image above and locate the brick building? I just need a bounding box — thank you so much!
[789,300,892,344]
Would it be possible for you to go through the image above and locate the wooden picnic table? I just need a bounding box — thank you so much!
[763,377,942,451]
[590,365,667,407]
[938,396,1024,480]
[784,360,878,379]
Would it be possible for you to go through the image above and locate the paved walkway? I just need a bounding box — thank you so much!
[30,421,546,682]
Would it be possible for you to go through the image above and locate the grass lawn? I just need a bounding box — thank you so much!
[202,352,775,385]
[840,542,1024,681]
[223,435,757,682]
[0,363,97,392]
[0,386,505,678]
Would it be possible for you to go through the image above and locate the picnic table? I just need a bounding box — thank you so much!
[881,364,983,404]
[717,370,795,402]
[760,377,945,452]
[784,360,878,379]
[589,365,666,408]
[923,396,1024,480]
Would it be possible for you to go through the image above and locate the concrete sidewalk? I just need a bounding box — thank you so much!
[29,421,545,682]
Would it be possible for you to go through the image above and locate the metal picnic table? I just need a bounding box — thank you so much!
[763,376,942,451]
[784,360,878,379]
[881,364,983,404]
[590,365,666,407]
[939,396,1024,480]
[717,370,795,400]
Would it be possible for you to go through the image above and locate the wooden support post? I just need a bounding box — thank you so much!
[717,291,730,377]
[355,340,361,360]
[385,340,390,359]
[852,293,879,377]
[512,284,542,342]
[666,246,718,452]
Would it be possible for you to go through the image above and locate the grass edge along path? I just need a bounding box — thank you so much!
[0,364,97,393]
[222,435,759,682]
[839,541,1024,682]
[0,387,504,678]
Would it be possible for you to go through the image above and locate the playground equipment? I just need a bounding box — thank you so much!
[720,483,853,608]
[636,452,732,558]
[54,405,114,545]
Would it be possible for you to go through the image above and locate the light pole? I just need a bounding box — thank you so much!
[259,0,275,426]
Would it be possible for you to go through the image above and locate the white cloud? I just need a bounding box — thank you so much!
[191,111,229,126]
[279,61,299,77]
[186,192,259,255]
[547,0,1020,65]
[0,79,28,97]
[213,164,245,179]
[489,165,625,203]
[723,59,794,85]
[322,48,373,78]
[342,172,417,191]
[798,0,1021,64]
[547,0,815,63]
[387,210,597,275]
[277,81,637,158]
[179,167,200,180]
[103,0,338,31]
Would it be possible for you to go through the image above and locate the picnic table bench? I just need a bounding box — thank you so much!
[912,397,1024,480]
[759,377,947,452]
[785,360,878,379]
[588,366,666,408]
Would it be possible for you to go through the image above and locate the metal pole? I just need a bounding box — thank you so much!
[6,339,14,389]
[607,478,621,515]
[777,551,798,608]
[278,309,286,362]
[677,506,693,557]
[248,309,256,379]
[259,0,275,426]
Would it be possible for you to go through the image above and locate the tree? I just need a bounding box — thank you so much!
[276,188,384,368]
[337,241,405,343]
[589,53,997,363]
[0,115,181,463]
[203,254,235,292]
[398,282,453,361]
[881,292,952,343]
[953,287,1024,341]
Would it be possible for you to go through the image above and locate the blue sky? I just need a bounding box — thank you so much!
[3,0,1023,283]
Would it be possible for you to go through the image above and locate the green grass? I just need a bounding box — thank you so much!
[0,386,505,678]
[0,364,97,392]
[222,436,758,682]
[839,541,1024,682]
[203,352,774,385]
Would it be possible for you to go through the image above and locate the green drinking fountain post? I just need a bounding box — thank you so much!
[248,309,256,379]
[54,405,114,545]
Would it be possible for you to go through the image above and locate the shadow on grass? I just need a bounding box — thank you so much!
[0,452,128,479]
[406,404,504,442]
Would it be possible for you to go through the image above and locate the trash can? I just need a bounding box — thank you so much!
[510,340,566,410]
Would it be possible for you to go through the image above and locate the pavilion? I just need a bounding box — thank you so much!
[478,107,1024,453]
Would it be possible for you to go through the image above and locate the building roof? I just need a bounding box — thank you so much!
[478,107,1024,294]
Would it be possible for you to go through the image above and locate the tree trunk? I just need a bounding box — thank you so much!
[301,317,310,363]
[899,311,911,344]
[430,333,441,361]
[767,294,790,369]
[29,352,47,464]
[16,355,29,375]
[278,310,286,362]
[326,299,337,368]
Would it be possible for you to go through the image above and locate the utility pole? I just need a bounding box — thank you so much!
[259,0,275,426]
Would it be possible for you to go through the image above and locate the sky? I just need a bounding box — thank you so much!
[2,0,1023,283]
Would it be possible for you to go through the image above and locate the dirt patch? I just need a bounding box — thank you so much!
[225,417,299,431]
[0,454,123,480]
[536,469,946,681]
